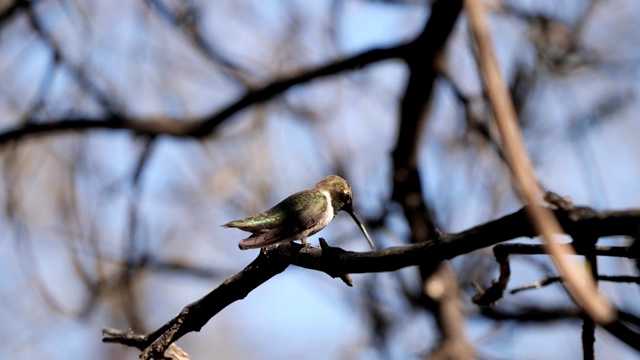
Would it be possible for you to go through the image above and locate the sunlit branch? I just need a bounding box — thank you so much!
[103,204,640,357]
[465,0,614,324]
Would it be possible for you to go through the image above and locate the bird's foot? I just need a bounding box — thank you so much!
[300,238,312,249]
[299,242,313,253]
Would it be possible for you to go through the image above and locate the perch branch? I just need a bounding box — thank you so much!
[103,205,640,357]
[104,249,289,360]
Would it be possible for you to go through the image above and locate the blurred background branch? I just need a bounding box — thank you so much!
[0,0,639,359]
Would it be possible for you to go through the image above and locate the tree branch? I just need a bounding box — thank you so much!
[511,275,640,295]
[0,43,410,146]
[473,244,634,306]
[103,204,640,358]
[388,0,470,357]
[104,249,289,359]
[466,0,614,324]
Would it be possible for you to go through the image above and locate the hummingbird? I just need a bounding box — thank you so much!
[223,175,375,250]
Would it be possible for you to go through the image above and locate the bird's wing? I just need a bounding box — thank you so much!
[234,190,327,249]
[223,190,325,232]
[289,189,329,229]
[222,204,289,233]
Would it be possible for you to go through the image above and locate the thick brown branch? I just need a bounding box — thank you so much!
[392,0,462,244]
[103,205,640,357]
[388,1,468,357]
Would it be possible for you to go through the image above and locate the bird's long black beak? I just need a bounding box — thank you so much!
[346,209,375,250]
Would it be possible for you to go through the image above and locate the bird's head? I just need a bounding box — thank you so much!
[315,175,354,215]
[315,175,375,249]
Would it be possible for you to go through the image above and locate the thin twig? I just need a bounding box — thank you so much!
[582,234,599,360]
[473,243,633,305]
[510,275,640,295]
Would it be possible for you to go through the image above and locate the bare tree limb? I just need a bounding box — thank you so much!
[103,204,640,357]
[511,275,640,295]
[104,249,289,360]
[480,306,583,322]
[0,42,412,146]
[473,244,634,306]
[465,0,615,324]
[582,234,599,360]
[388,0,472,357]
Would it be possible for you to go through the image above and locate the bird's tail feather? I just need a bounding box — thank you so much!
[238,229,287,250]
